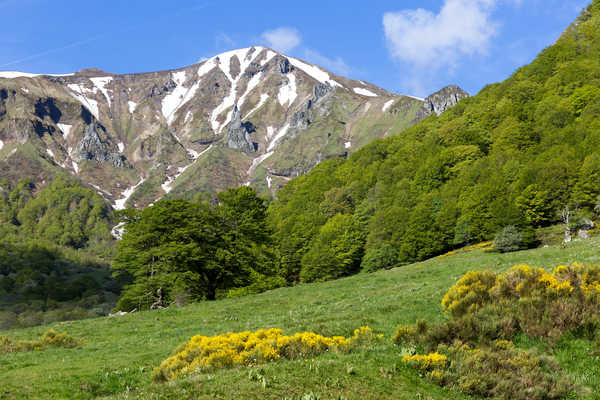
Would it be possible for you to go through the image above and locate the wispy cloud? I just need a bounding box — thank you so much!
[0,35,104,68]
[215,32,236,50]
[260,27,301,53]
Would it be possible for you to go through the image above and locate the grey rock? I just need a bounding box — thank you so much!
[415,85,469,122]
[224,105,255,153]
[73,124,126,168]
[277,57,292,74]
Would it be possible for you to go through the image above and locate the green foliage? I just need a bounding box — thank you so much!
[360,243,398,272]
[494,225,523,253]
[266,1,600,282]
[300,214,365,283]
[113,187,275,310]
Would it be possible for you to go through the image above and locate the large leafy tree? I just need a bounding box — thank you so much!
[112,187,271,310]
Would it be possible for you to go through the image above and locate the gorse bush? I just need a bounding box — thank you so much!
[0,329,81,354]
[396,262,600,398]
[410,340,574,400]
[152,326,382,382]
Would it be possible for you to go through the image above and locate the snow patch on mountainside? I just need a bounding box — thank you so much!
[278,74,297,107]
[287,57,342,88]
[128,101,137,114]
[197,58,217,77]
[57,123,72,138]
[90,77,113,107]
[354,88,377,97]
[210,48,261,134]
[261,50,277,66]
[382,99,394,112]
[0,140,3,150]
[266,176,272,188]
[114,178,146,210]
[0,71,73,79]
[246,94,269,118]
[404,94,425,101]
[345,141,352,149]
[267,124,290,152]
[46,148,55,159]
[238,72,263,109]
[248,151,274,175]
[67,84,100,120]
[21,88,29,93]
[162,145,213,194]
[162,70,201,125]
[118,142,125,153]
[72,161,79,174]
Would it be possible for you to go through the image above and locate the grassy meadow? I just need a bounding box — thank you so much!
[2,236,600,399]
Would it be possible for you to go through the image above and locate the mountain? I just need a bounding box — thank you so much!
[0,47,467,208]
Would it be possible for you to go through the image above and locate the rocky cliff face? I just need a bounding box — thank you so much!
[0,47,467,209]
[415,85,470,122]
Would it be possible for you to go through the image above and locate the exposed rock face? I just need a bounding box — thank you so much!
[224,105,255,153]
[73,124,126,168]
[415,85,470,122]
[0,46,466,208]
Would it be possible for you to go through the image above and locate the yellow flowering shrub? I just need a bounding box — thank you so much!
[437,242,493,258]
[441,270,498,317]
[401,352,447,371]
[153,326,380,382]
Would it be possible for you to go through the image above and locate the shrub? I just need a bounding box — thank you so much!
[433,341,573,400]
[401,352,447,371]
[441,270,498,317]
[0,329,81,354]
[360,244,398,272]
[493,225,523,253]
[152,326,381,382]
[397,262,600,398]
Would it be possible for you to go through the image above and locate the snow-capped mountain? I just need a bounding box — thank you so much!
[0,46,468,208]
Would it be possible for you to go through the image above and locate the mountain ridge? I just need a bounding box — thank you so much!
[0,46,468,209]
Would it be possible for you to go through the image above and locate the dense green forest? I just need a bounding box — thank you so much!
[267,1,600,284]
[0,176,119,329]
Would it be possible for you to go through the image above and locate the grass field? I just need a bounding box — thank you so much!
[2,237,600,399]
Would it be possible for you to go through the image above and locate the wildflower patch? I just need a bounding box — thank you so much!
[153,326,381,382]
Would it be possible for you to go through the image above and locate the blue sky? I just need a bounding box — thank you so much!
[0,0,589,97]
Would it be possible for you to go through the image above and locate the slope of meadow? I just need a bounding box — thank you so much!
[2,237,600,399]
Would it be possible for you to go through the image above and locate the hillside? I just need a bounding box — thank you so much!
[0,47,467,208]
[268,0,600,282]
[1,237,599,399]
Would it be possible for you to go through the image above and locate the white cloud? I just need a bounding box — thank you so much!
[261,27,301,53]
[303,49,352,76]
[383,0,499,68]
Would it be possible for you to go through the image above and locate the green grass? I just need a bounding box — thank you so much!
[2,238,600,399]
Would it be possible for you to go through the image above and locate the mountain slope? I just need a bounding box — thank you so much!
[0,47,467,208]
[267,1,600,281]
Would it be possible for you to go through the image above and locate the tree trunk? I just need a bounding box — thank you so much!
[206,286,216,301]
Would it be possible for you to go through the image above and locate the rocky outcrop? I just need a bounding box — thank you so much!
[73,124,126,167]
[224,105,255,153]
[415,85,469,122]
